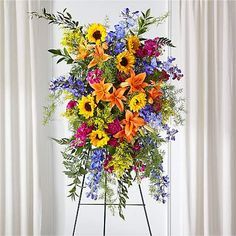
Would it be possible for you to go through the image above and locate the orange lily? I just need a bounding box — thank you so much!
[114,128,136,143]
[107,87,127,112]
[88,45,111,68]
[148,82,163,104]
[122,110,145,137]
[120,69,148,93]
[90,79,112,102]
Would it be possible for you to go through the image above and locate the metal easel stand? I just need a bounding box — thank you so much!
[72,174,153,236]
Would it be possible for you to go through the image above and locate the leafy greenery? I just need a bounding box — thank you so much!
[158,37,175,48]
[29,8,81,30]
[117,171,133,220]
[137,9,169,36]
[43,90,63,125]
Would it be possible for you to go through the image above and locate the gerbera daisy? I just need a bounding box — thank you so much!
[87,23,107,44]
[90,130,110,147]
[78,95,96,119]
[129,93,147,112]
[127,35,140,53]
[116,51,135,74]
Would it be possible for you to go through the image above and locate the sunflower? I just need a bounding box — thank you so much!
[87,23,107,44]
[129,93,147,112]
[78,95,96,119]
[90,130,110,147]
[116,51,135,74]
[127,35,140,53]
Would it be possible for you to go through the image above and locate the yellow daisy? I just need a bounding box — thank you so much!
[129,93,147,112]
[90,130,110,147]
[86,23,107,44]
[127,35,140,53]
[78,95,96,119]
[116,51,135,74]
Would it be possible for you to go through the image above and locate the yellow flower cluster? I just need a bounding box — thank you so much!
[61,29,82,53]
[161,100,175,124]
[108,144,133,178]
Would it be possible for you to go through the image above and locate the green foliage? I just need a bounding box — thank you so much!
[137,9,169,36]
[157,37,175,48]
[29,8,81,30]
[99,59,118,84]
[62,147,90,200]
[99,173,117,215]
[117,171,133,220]
[43,90,63,125]
[48,47,74,64]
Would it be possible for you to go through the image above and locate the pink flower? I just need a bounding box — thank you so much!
[132,142,141,151]
[107,138,119,147]
[66,100,77,109]
[71,123,93,147]
[86,68,103,84]
[106,119,122,135]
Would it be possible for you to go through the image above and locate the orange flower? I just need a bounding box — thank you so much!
[148,82,163,104]
[114,129,136,143]
[107,87,127,112]
[90,79,112,102]
[117,110,145,141]
[120,69,148,93]
[88,45,111,68]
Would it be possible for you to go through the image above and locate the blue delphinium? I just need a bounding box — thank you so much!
[49,75,86,97]
[163,124,178,141]
[140,105,162,129]
[120,8,139,29]
[150,165,170,204]
[86,149,105,200]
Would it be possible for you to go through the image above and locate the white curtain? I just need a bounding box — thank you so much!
[0,1,54,235]
[171,1,236,235]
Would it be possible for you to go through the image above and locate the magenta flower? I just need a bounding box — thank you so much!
[104,155,114,173]
[107,138,119,147]
[136,37,160,57]
[106,119,122,135]
[71,123,93,147]
[86,68,103,84]
[66,100,77,109]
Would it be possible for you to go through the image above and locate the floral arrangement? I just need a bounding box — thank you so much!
[31,8,184,219]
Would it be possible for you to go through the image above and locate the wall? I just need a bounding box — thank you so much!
[50,1,178,235]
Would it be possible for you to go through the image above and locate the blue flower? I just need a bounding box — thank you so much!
[106,31,116,43]
[114,41,125,54]
[163,124,178,141]
[150,165,170,204]
[114,24,126,39]
[86,149,105,200]
[140,105,162,129]
[49,75,86,97]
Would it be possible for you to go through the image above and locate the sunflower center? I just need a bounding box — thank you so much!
[85,102,92,112]
[120,57,128,66]
[96,134,103,140]
[93,30,102,40]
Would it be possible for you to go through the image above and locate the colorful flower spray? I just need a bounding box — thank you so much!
[31,7,185,219]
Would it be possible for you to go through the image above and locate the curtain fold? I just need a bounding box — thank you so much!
[0,1,53,235]
[176,1,236,235]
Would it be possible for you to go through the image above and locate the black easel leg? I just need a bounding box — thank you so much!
[138,185,153,236]
[103,173,107,236]
[72,174,86,236]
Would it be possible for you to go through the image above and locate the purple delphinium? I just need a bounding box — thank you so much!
[163,124,178,141]
[49,75,86,97]
[140,105,162,129]
[158,57,183,80]
[151,165,170,204]
[86,149,105,200]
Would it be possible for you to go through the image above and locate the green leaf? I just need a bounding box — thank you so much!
[48,49,62,55]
